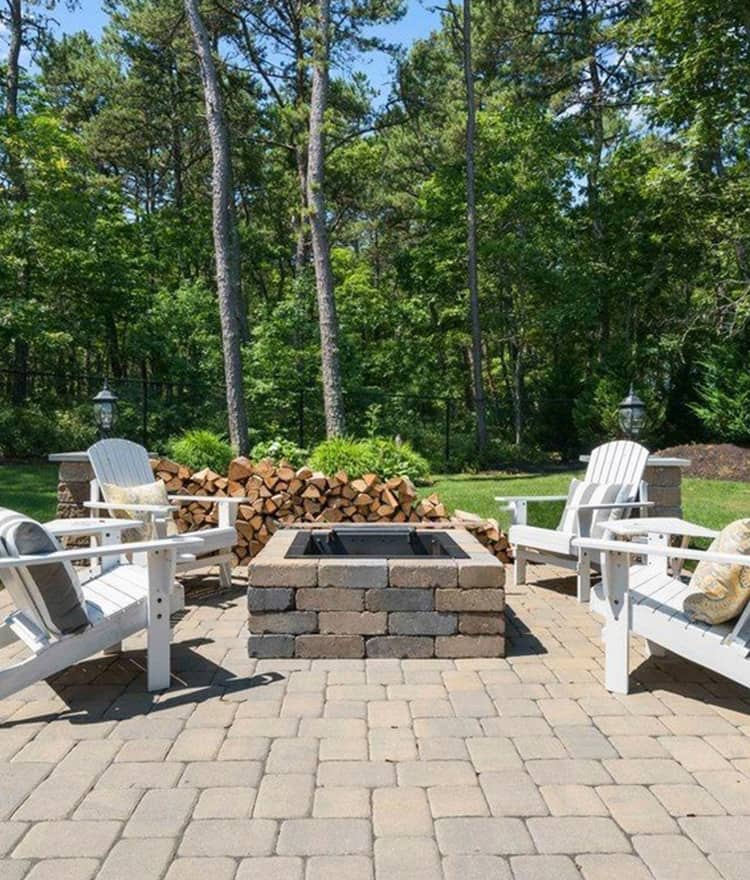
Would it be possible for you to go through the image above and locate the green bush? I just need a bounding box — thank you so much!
[250,437,309,468]
[167,429,233,474]
[691,351,750,442]
[309,437,431,484]
[0,404,97,459]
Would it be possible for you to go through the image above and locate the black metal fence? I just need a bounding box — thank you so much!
[0,368,576,469]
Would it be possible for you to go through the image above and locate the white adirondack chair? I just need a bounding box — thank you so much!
[574,534,750,693]
[86,439,242,588]
[498,441,651,601]
[0,507,203,698]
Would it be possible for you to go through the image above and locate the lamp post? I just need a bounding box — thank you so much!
[93,380,118,439]
[618,386,646,440]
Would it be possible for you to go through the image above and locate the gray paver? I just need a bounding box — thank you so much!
[97,838,176,880]
[374,837,443,880]
[276,817,371,855]
[179,819,277,857]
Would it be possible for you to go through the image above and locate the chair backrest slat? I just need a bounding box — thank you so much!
[586,440,649,492]
[88,439,154,492]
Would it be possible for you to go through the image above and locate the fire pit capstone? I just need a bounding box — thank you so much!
[247,524,505,659]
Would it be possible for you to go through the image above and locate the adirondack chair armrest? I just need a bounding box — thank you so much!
[573,537,750,569]
[83,500,175,516]
[572,501,654,512]
[495,495,568,503]
[168,495,251,504]
[0,536,205,570]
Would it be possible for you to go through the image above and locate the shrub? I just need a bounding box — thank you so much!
[0,403,97,459]
[250,437,309,468]
[167,429,233,474]
[309,436,431,484]
[691,351,750,442]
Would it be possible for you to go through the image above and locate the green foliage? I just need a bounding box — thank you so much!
[309,437,431,483]
[691,352,750,443]
[167,429,233,474]
[0,405,96,459]
[250,437,309,468]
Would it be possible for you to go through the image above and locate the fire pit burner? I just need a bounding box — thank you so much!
[285,526,470,559]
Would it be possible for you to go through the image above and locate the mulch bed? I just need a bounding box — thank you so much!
[656,443,750,482]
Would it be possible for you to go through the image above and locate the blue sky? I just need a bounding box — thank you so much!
[48,0,442,98]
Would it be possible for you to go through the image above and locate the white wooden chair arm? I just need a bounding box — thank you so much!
[573,537,750,569]
[0,536,205,570]
[572,500,654,512]
[168,495,249,504]
[495,495,568,503]
[83,500,175,516]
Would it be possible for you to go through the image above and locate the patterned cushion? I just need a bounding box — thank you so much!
[558,480,624,537]
[0,509,89,636]
[101,481,177,539]
[684,519,750,625]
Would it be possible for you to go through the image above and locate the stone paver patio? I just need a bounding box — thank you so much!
[2,564,750,880]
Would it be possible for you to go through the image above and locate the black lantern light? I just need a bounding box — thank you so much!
[93,380,118,438]
[618,386,646,440]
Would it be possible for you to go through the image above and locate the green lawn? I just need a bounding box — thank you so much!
[0,462,748,534]
[0,463,59,521]
[425,472,750,534]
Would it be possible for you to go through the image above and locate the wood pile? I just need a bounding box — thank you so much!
[150,457,511,566]
[452,509,511,563]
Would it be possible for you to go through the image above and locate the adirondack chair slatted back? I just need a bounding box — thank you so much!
[586,441,649,495]
[88,439,155,500]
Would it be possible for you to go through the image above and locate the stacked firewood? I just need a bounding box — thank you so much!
[150,457,511,566]
[451,509,511,561]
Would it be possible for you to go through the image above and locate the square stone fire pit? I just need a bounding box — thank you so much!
[247,524,505,659]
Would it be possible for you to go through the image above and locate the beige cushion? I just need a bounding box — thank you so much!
[101,481,178,540]
[683,519,750,625]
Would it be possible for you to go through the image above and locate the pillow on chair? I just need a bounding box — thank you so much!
[101,481,178,539]
[558,480,623,537]
[0,511,90,636]
[684,519,750,625]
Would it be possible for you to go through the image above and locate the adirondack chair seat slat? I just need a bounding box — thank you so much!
[508,525,576,558]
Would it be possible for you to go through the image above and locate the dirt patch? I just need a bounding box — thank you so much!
[656,443,750,482]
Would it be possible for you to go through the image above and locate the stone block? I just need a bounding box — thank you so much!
[59,461,94,482]
[644,464,681,487]
[365,588,434,612]
[435,589,504,612]
[247,635,295,658]
[319,612,387,635]
[435,635,504,658]
[389,611,457,636]
[248,612,317,634]
[457,560,505,588]
[296,588,364,612]
[389,559,457,588]
[295,635,365,659]
[647,486,681,508]
[459,613,505,635]
[249,559,317,588]
[319,559,388,589]
[366,636,434,658]
[247,588,294,613]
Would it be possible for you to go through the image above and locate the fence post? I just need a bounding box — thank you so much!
[298,390,305,448]
[444,398,451,470]
[141,374,149,448]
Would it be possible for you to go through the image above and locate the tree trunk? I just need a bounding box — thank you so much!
[5,0,22,118]
[462,0,487,452]
[184,0,250,453]
[306,0,346,437]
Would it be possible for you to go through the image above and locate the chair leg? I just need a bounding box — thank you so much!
[514,548,527,586]
[577,551,591,603]
[219,561,233,590]
[146,549,173,692]
[602,551,630,695]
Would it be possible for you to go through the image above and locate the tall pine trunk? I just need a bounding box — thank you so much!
[307,0,346,437]
[462,0,487,451]
[184,0,249,453]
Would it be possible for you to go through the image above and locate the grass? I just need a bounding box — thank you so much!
[425,471,750,534]
[0,461,748,534]
[0,462,60,522]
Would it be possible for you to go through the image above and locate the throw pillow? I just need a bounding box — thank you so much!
[683,519,750,625]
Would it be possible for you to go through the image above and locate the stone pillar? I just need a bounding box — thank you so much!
[644,458,688,518]
[50,453,93,520]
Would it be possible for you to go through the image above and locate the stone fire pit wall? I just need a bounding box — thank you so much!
[247,526,505,659]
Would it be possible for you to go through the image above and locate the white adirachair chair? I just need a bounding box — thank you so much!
[574,534,750,693]
[497,441,651,600]
[86,439,242,589]
[0,506,203,698]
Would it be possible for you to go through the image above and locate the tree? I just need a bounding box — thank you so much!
[183,0,249,453]
[307,0,346,437]
[459,0,487,451]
